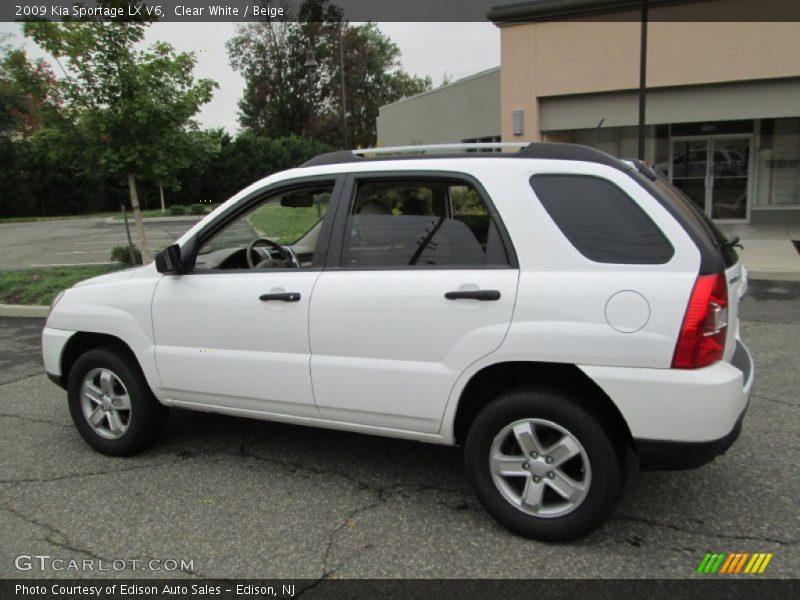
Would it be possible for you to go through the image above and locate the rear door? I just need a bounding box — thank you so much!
[308,173,519,433]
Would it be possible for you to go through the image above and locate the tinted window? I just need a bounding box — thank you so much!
[341,180,509,268]
[530,175,674,264]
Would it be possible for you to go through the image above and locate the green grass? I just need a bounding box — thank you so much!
[247,205,324,245]
[0,264,124,306]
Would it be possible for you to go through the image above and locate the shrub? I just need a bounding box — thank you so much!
[110,245,142,266]
[169,205,189,216]
[188,203,206,215]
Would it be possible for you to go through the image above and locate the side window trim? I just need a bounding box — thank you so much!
[183,174,346,274]
[324,171,519,270]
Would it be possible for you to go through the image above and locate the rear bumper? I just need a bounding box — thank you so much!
[635,400,747,470]
[580,338,754,470]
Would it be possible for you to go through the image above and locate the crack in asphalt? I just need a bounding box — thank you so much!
[1,504,110,562]
[751,393,800,409]
[0,503,208,579]
[0,371,50,386]
[614,513,796,546]
[321,493,389,576]
[0,459,184,486]
[231,438,471,586]
[227,434,466,497]
[0,411,72,428]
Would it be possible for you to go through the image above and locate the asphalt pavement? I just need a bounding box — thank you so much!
[0,281,797,580]
[0,217,200,270]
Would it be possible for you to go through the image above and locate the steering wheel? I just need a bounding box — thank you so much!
[246,238,299,269]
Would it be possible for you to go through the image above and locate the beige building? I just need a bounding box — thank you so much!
[378,0,800,224]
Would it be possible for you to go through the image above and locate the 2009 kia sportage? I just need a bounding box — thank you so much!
[43,142,753,541]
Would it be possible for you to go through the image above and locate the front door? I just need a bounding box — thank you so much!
[309,175,519,434]
[151,178,340,418]
[670,136,751,222]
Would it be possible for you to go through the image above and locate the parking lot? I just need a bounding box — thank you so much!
[0,217,200,270]
[0,281,797,581]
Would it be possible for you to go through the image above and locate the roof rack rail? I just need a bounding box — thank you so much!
[301,143,530,167]
[353,142,531,155]
[300,142,629,172]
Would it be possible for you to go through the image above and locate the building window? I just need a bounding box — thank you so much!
[462,136,502,152]
[756,118,800,207]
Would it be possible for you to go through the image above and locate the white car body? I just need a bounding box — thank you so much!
[43,149,753,464]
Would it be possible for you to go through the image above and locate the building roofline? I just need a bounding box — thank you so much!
[488,0,696,24]
[379,66,500,112]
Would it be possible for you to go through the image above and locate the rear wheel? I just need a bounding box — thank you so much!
[67,346,168,456]
[464,387,623,541]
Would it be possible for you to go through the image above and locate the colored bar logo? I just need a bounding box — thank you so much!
[696,552,773,574]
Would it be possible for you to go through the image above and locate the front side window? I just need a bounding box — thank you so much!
[194,184,333,271]
[341,179,509,268]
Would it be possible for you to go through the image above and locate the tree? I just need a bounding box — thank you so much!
[147,126,221,213]
[228,0,431,148]
[0,36,68,217]
[23,9,216,262]
[196,133,332,202]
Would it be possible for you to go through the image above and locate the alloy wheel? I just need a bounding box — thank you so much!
[489,418,591,518]
[79,368,132,440]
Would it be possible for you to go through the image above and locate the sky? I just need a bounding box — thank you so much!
[0,22,500,132]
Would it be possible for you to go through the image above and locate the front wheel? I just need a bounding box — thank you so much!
[67,345,169,456]
[464,388,623,542]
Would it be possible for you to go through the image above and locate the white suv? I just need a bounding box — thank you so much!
[42,143,753,541]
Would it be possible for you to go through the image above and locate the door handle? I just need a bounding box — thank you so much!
[259,292,301,302]
[444,290,501,301]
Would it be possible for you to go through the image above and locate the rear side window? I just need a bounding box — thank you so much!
[530,174,674,264]
[341,179,510,268]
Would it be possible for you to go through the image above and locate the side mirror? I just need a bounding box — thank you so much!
[155,244,184,274]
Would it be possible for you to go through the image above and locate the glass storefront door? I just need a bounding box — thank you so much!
[671,140,708,213]
[670,136,751,222]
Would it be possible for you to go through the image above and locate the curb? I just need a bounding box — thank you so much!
[0,303,49,318]
[749,272,800,282]
[104,215,203,225]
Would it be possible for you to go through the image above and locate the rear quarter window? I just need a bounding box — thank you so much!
[529,174,674,264]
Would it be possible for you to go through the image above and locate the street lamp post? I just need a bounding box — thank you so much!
[637,0,649,160]
[303,48,318,136]
[337,22,348,150]
[302,21,349,150]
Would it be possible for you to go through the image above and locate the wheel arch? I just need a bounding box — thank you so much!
[59,332,142,389]
[451,361,633,449]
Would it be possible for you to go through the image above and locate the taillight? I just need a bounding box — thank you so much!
[672,273,728,369]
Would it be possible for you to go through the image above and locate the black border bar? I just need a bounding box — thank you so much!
[3,0,800,22]
[2,579,799,599]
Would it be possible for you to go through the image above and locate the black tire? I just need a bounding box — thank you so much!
[67,345,169,456]
[464,387,623,542]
